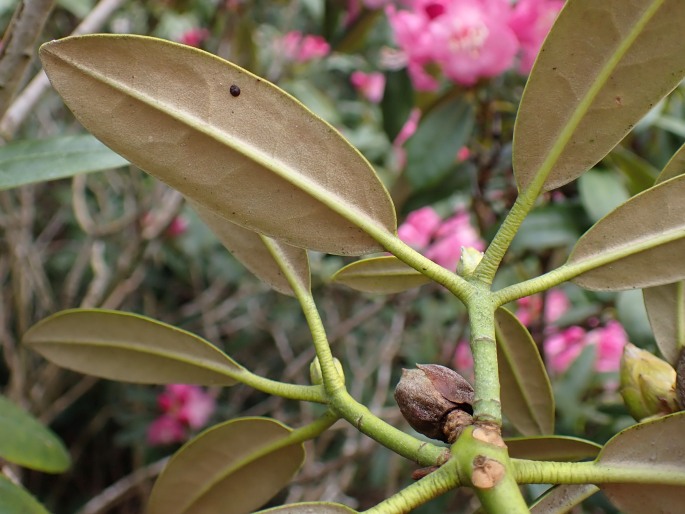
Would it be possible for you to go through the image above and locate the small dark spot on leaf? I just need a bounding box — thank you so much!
[552,66,557,71]
[615,96,622,106]
[230,84,241,97]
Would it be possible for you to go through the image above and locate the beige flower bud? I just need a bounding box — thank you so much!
[394,364,474,443]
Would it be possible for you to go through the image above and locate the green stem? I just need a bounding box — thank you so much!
[232,369,326,403]
[475,194,534,285]
[468,287,501,425]
[513,459,685,486]
[362,455,461,514]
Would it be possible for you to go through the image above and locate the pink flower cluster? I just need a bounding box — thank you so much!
[516,291,627,375]
[279,31,330,63]
[387,0,563,89]
[178,28,210,48]
[398,206,485,271]
[350,71,386,103]
[147,384,216,446]
[453,290,628,380]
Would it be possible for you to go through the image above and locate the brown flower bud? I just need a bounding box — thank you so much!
[394,364,474,443]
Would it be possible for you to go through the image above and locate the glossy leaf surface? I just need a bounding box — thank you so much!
[598,412,685,513]
[514,0,685,192]
[191,202,310,296]
[40,35,396,256]
[495,308,554,436]
[405,96,474,190]
[147,418,305,514]
[0,134,128,190]
[23,309,243,385]
[569,175,685,291]
[0,476,50,514]
[506,436,601,462]
[331,256,430,294]
[529,484,599,514]
[0,394,70,473]
[257,504,358,514]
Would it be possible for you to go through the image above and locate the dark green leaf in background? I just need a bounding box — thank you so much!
[0,394,70,473]
[381,68,414,141]
[0,134,128,190]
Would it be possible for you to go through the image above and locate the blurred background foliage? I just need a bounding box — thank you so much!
[0,0,683,512]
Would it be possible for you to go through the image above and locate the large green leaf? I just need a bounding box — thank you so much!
[330,256,431,294]
[147,417,305,514]
[0,134,129,190]
[257,503,358,513]
[578,169,630,223]
[39,35,396,256]
[0,476,50,514]
[597,412,685,513]
[569,174,685,291]
[405,95,474,190]
[495,308,554,436]
[23,309,243,385]
[0,394,70,473]
[514,0,685,193]
[507,436,601,462]
[529,484,599,514]
[643,281,685,365]
[191,201,310,296]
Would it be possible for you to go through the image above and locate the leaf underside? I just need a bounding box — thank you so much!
[40,34,396,256]
[331,256,431,294]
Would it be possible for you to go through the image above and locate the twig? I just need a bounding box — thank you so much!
[0,0,126,139]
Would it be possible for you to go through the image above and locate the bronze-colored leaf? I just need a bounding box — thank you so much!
[23,309,242,385]
[657,141,685,183]
[147,418,305,514]
[331,256,431,294]
[256,503,358,513]
[598,412,685,513]
[643,283,684,365]
[506,436,601,462]
[40,35,396,256]
[529,484,599,514]
[569,175,685,291]
[514,0,685,192]
[495,308,554,436]
[191,201,309,296]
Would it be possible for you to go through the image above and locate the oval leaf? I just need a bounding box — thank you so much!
[147,417,305,514]
[0,134,128,190]
[191,201,310,296]
[598,412,685,513]
[506,436,600,462]
[331,256,431,294]
[529,484,599,514]
[0,394,70,473]
[0,476,50,514]
[495,308,554,436]
[514,0,685,192]
[39,35,396,256]
[643,283,684,365]
[257,503,358,514]
[23,309,243,385]
[657,141,685,183]
[569,174,685,291]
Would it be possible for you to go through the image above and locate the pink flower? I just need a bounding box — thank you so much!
[350,71,386,103]
[392,108,422,168]
[457,146,471,162]
[147,415,186,446]
[516,289,570,327]
[179,28,210,48]
[398,207,485,271]
[166,216,189,238]
[397,206,442,248]
[544,325,587,374]
[387,0,519,88]
[147,384,216,446]
[589,320,627,373]
[280,31,330,63]
[453,339,474,382]
[509,0,564,73]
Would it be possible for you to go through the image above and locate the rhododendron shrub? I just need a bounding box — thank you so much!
[12,1,685,514]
